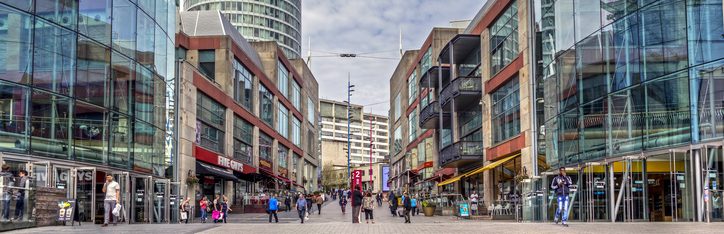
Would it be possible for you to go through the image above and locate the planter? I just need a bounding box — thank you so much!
[423,206,435,217]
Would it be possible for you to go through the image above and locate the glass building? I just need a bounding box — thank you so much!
[184,0,302,59]
[536,0,724,223]
[0,0,177,224]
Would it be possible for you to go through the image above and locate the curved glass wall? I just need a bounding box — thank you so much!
[184,0,302,58]
[541,0,724,168]
[0,0,176,177]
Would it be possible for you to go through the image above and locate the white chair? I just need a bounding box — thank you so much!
[502,203,511,215]
[487,204,494,216]
[494,204,503,215]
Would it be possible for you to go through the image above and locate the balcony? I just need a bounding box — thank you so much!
[439,141,484,168]
[439,77,482,109]
[419,100,450,129]
[419,66,450,88]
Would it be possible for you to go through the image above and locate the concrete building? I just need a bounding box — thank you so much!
[387,27,463,195]
[318,99,388,191]
[176,11,319,213]
[183,0,302,59]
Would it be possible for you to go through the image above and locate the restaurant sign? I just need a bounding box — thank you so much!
[194,145,256,173]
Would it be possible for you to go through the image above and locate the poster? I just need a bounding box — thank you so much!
[459,203,470,217]
[382,166,390,191]
[57,199,76,221]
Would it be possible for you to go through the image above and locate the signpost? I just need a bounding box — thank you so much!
[351,169,363,223]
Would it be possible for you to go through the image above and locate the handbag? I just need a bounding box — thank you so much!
[212,210,220,220]
[112,204,122,216]
[180,211,188,220]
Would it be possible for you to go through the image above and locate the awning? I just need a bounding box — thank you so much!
[463,153,521,178]
[436,153,521,187]
[196,162,239,181]
[437,174,464,186]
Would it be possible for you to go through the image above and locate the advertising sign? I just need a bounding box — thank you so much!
[352,170,363,189]
[459,202,470,217]
[57,199,77,221]
[382,166,390,191]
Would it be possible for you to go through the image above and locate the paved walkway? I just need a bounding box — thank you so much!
[9,199,724,233]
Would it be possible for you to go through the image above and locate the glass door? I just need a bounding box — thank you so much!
[702,145,723,222]
[30,161,50,188]
[74,167,96,223]
[153,179,170,223]
[52,166,74,198]
[670,150,695,221]
[612,157,646,222]
[131,176,150,223]
[112,172,130,223]
[581,163,609,221]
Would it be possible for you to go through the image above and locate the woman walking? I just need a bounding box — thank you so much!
[180,198,190,224]
[339,193,348,214]
[362,192,375,224]
[212,194,222,223]
[221,195,231,223]
[199,196,209,223]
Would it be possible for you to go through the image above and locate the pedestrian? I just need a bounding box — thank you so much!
[296,194,307,224]
[315,194,324,215]
[551,167,573,227]
[339,192,348,214]
[285,194,292,212]
[410,195,418,216]
[351,188,363,223]
[0,164,13,221]
[362,191,375,224]
[376,193,382,207]
[268,194,279,223]
[402,192,411,223]
[212,194,222,223]
[199,196,209,223]
[389,191,397,216]
[180,197,190,224]
[100,174,119,227]
[470,190,479,216]
[221,195,231,223]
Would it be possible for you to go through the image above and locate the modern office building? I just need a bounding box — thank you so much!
[0,0,177,225]
[387,27,463,195]
[319,99,388,167]
[183,0,302,59]
[176,11,319,212]
[532,0,724,223]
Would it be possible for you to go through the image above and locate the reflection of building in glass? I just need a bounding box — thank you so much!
[184,0,302,59]
[0,0,177,225]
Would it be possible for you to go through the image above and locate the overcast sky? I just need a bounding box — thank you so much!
[301,0,485,116]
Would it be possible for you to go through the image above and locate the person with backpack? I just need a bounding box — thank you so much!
[551,167,573,227]
[268,194,279,223]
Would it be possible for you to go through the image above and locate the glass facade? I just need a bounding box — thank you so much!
[184,0,302,58]
[233,115,253,164]
[277,104,289,138]
[408,71,417,105]
[277,60,289,98]
[233,58,253,110]
[0,0,174,172]
[197,93,225,153]
[259,84,274,126]
[541,0,724,168]
[492,77,520,144]
[490,0,519,75]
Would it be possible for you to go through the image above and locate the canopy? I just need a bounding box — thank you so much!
[196,162,239,181]
[436,153,520,187]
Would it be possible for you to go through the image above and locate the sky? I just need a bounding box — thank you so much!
[301,0,485,116]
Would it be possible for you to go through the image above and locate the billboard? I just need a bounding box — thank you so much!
[382,166,390,192]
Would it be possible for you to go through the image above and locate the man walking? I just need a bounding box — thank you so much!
[402,192,412,223]
[296,194,307,224]
[101,174,120,227]
[389,191,397,216]
[351,188,363,223]
[551,167,573,227]
[410,195,418,216]
[268,194,279,223]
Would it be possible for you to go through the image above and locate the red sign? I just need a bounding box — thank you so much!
[352,170,363,188]
[194,145,256,174]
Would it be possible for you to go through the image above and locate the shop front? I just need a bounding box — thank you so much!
[193,146,257,213]
[539,143,724,223]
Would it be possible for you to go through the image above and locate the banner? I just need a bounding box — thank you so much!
[382,166,390,191]
[57,199,77,221]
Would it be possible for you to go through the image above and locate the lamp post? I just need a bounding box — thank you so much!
[346,73,355,182]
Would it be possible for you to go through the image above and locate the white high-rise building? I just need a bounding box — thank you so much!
[319,99,389,168]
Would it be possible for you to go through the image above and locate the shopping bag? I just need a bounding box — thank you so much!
[305,211,309,221]
[112,204,122,216]
[218,212,224,220]
[180,211,188,220]
[212,210,220,220]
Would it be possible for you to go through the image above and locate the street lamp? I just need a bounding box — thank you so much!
[346,73,355,183]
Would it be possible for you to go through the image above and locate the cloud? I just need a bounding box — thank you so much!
[302,0,485,115]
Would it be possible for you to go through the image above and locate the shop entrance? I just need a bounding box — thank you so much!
[543,167,579,222]
[702,145,723,222]
[612,157,646,222]
[580,163,608,221]
[111,172,130,223]
[131,176,151,223]
[152,179,169,223]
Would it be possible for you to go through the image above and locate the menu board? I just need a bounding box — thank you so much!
[57,199,77,221]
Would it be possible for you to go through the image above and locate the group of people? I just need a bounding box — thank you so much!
[196,194,232,223]
[1,165,28,222]
[387,191,416,223]
[267,192,325,224]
